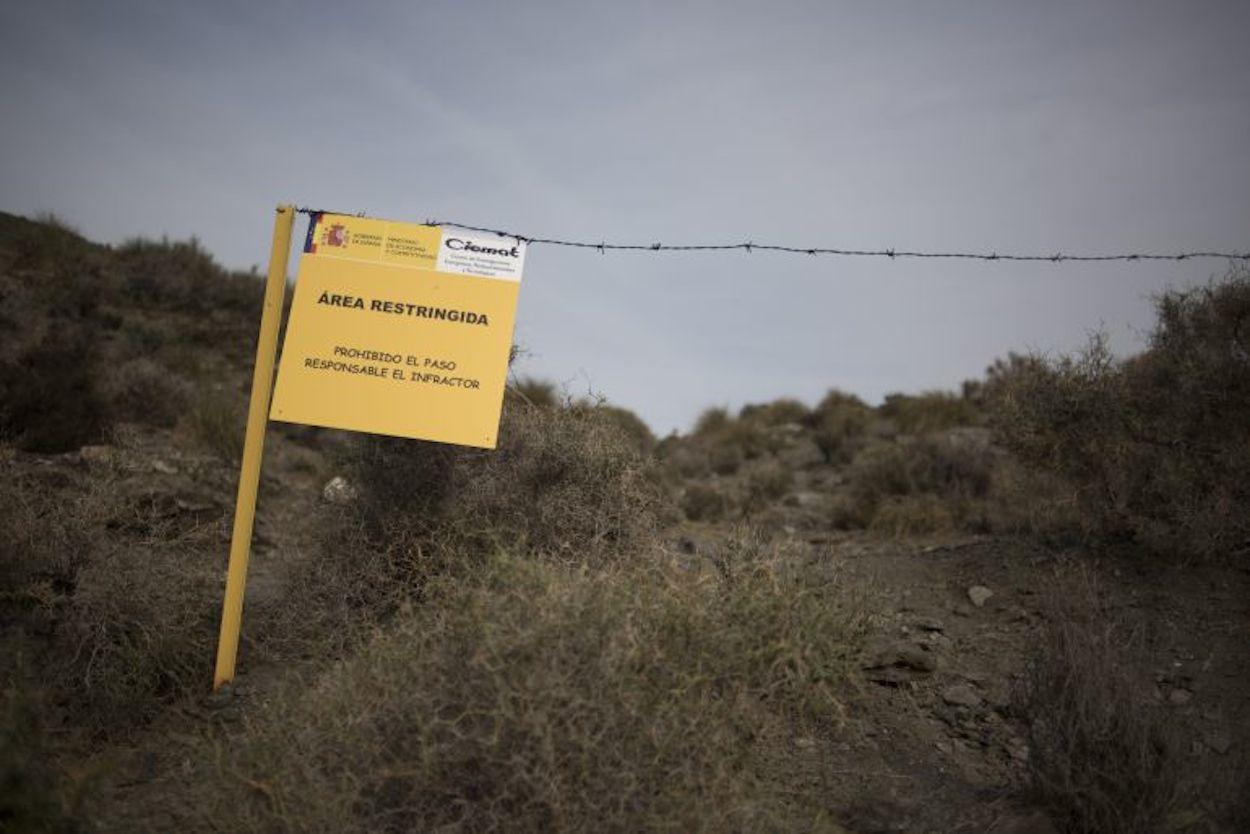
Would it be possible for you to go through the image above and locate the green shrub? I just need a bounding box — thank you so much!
[170,547,866,833]
[992,269,1250,556]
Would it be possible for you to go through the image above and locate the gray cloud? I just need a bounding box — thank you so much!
[3,0,1248,432]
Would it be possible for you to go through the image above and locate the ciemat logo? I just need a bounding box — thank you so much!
[320,223,350,248]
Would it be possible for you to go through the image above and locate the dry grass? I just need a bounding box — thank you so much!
[1014,567,1182,834]
[0,458,226,735]
[159,539,868,833]
[183,385,246,463]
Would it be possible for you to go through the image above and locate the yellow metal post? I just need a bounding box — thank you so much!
[213,204,296,690]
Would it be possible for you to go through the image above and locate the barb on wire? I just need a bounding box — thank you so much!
[293,207,1248,263]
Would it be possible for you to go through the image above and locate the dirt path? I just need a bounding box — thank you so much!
[678,526,1250,832]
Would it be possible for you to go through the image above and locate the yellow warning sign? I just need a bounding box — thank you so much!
[269,213,525,448]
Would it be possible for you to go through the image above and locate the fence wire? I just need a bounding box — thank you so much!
[295,207,1248,263]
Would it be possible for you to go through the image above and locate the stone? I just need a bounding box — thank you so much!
[914,617,945,632]
[151,459,178,474]
[864,638,939,673]
[322,475,358,504]
[1167,688,1193,706]
[968,586,994,607]
[952,603,975,618]
[941,684,983,707]
[862,637,939,685]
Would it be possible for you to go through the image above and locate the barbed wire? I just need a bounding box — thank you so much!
[293,207,1248,263]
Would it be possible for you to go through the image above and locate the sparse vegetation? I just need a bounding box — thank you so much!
[808,390,872,464]
[993,268,1250,557]
[170,544,867,833]
[879,390,980,434]
[1014,568,1183,834]
[184,386,246,462]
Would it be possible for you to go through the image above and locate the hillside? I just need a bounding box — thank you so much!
[2,213,1248,833]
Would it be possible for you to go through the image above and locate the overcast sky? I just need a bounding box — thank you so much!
[3,1,1248,433]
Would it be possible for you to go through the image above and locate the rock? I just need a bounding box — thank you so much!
[1167,688,1193,706]
[862,637,939,685]
[151,459,178,474]
[952,603,975,618]
[322,475,358,504]
[864,638,939,673]
[941,684,983,707]
[968,586,994,608]
[914,617,945,632]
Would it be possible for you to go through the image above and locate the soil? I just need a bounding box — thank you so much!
[11,420,1246,833]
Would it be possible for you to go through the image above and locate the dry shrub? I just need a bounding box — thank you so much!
[742,461,793,516]
[592,403,656,453]
[506,375,559,407]
[808,390,872,464]
[739,397,810,427]
[841,433,994,530]
[0,324,110,453]
[52,547,221,731]
[868,494,955,537]
[174,547,867,833]
[682,482,730,521]
[676,405,791,480]
[113,236,261,314]
[980,457,1086,540]
[879,390,980,434]
[183,385,245,462]
[105,357,191,427]
[0,459,225,735]
[0,679,95,834]
[992,269,1250,557]
[693,405,733,436]
[0,229,111,452]
[1014,568,1182,833]
[308,401,669,623]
